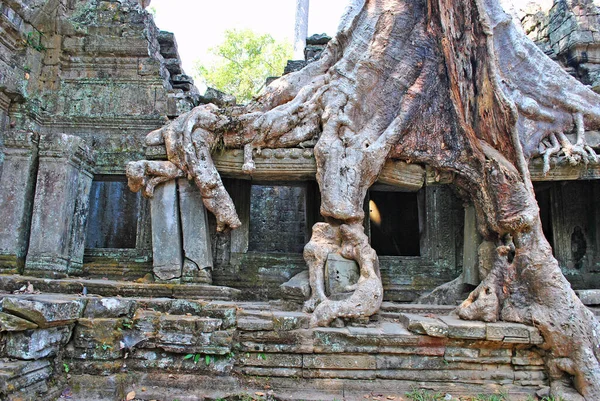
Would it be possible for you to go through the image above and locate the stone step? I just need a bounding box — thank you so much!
[0,274,241,301]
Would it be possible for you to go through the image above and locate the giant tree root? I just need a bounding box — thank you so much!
[126,0,600,395]
[305,223,383,327]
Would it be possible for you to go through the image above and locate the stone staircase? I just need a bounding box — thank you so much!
[2,276,600,400]
[0,288,550,401]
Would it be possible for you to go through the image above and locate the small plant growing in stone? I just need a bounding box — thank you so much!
[24,31,46,52]
[183,353,215,365]
[100,342,112,351]
[63,363,70,373]
[472,393,508,401]
[405,387,444,401]
[257,353,267,360]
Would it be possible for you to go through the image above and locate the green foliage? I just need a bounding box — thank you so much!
[183,353,214,365]
[471,393,508,401]
[24,31,45,52]
[405,387,445,401]
[257,353,267,360]
[63,363,70,373]
[194,29,292,104]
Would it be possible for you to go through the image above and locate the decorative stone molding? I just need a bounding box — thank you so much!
[146,145,427,191]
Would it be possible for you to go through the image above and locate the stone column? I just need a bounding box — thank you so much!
[294,0,310,60]
[0,132,39,273]
[178,178,213,284]
[25,134,95,277]
[150,180,183,281]
[462,205,482,285]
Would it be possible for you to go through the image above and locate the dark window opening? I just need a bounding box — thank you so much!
[369,189,421,256]
[85,175,140,249]
[248,183,308,253]
[534,183,554,252]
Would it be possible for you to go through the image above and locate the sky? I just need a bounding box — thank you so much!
[150,0,349,77]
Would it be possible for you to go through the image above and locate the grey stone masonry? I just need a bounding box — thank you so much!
[0,131,39,273]
[25,134,95,276]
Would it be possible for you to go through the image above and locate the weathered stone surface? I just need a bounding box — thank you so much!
[303,354,377,370]
[72,318,124,360]
[199,302,238,329]
[400,313,448,338]
[238,316,274,331]
[5,326,72,359]
[158,31,179,59]
[576,289,600,305]
[0,132,38,273]
[83,297,136,318]
[280,270,311,301]
[486,322,531,343]
[150,180,183,281]
[199,87,236,107]
[25,134,95,275]
[132,309,161,342]
[178,178,213,284]
[238,353,303,368]
[0,359,52,396]
[438,316,487,340]
[157,314,224,353]
[1,295,86,327]
[0,312,38,332]
[324,253,359,297]
[272,311,310,331]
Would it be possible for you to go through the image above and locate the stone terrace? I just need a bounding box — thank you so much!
[0,278,555,401]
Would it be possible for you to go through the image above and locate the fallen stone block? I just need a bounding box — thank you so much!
[399,313,448,338]
[1,295,86,328]
[279,270,310,301]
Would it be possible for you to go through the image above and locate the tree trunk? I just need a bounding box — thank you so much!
[127,0,600,397]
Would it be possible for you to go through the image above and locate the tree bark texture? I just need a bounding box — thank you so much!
[127,0,600,397]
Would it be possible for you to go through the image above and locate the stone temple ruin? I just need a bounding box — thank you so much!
[1,0,600,400]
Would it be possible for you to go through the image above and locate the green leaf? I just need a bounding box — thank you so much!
[63,363,70,373]
[204,354,210,365]
[183,354,194,360]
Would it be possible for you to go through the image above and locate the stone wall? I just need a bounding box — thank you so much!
[1,0,600,300]
[0,0,197,278]
[0,293,548,401]
[520,0,600,91]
